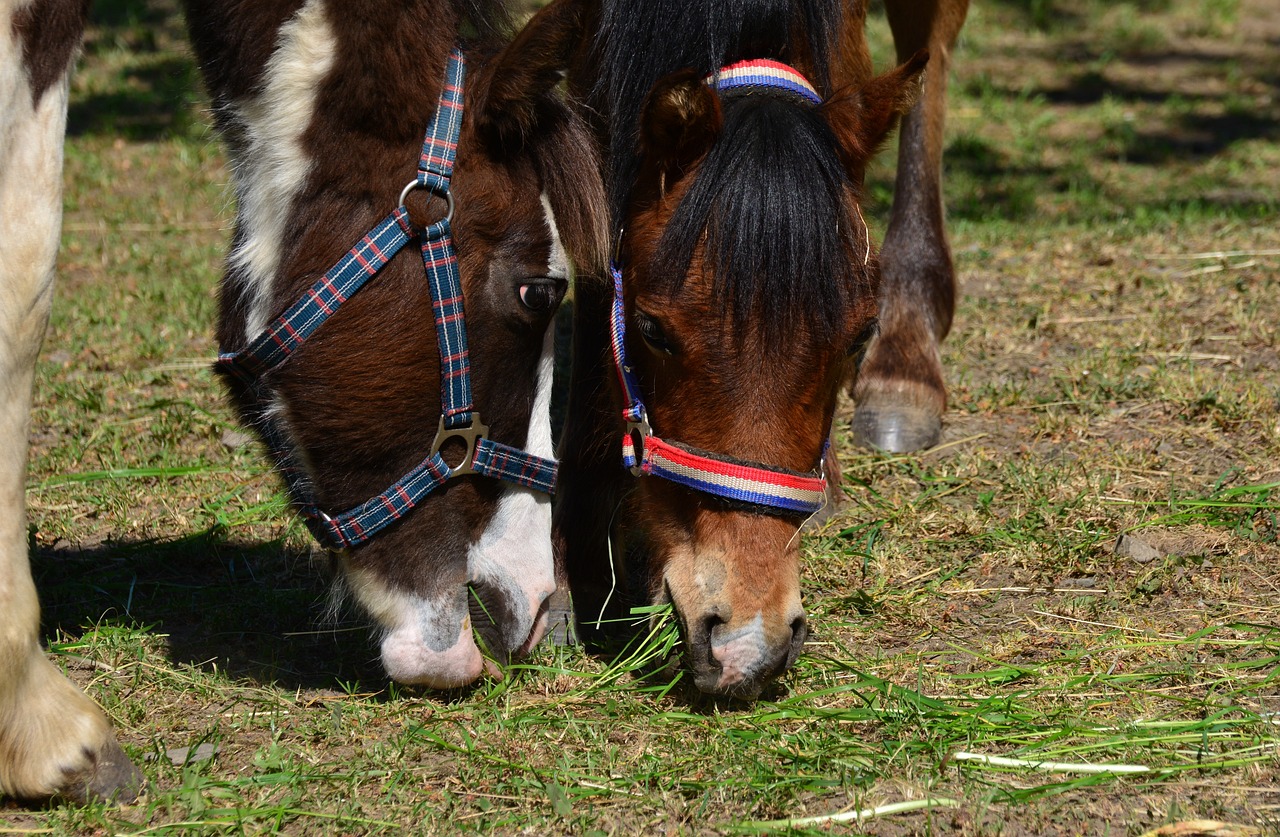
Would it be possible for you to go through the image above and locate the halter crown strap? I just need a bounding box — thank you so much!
[415,51,474,431]
[217,48,557,551]
[707,58,823,105]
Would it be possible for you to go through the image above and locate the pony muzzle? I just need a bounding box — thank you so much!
[685,608,807,698]
[380,611,483,689]
[663,541,808,698]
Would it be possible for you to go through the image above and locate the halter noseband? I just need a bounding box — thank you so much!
[606,59,830,519]
[218,49,558,551]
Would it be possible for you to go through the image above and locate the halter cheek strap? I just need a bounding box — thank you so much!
[218,49,557,551]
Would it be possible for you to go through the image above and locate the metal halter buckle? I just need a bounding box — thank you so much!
[625,414,651,477]
[431,413,488,477]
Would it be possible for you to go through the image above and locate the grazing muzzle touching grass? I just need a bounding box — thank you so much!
[191,0,607,690]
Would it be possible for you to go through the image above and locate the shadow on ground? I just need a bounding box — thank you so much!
[31,532,390,691]
[66,0,201,140]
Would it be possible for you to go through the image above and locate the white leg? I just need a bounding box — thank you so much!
[0,4,140,802]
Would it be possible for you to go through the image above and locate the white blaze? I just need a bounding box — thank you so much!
[464,193,566,653]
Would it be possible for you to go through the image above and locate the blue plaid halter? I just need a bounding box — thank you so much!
[218,49,558,550]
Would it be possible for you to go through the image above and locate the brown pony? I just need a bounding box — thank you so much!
[542,0,967,699]
[0,0,604,802]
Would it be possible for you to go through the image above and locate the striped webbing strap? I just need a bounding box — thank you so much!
[609,263,827,518]
[415,52,473,430]
[215,48,557,551]
[707,58,823,105]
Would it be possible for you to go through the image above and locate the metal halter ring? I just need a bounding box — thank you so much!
[431,414,488,477]
[399,179,455,225]
[611,227,626,264]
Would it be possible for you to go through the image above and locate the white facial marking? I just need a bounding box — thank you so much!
[712,612,768,689]
[464,194,567,653]
[539,192,571,291]
[226,0,335,339]
[343,564,482,688]
[380,603,483,688]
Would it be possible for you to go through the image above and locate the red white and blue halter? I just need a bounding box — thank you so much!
[607,58,830,519]
[218,49,558,551]
[711,58,823,105]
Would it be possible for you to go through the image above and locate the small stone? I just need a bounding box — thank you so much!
[1115,534,1164,564]
[220,429,254,450]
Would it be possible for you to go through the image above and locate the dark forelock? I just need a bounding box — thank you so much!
[649,93,865,345]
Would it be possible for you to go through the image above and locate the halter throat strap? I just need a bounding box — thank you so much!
[217,48,557,551]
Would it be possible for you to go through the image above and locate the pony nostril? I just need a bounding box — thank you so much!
[698,612,727,666]
[786,615,808,668]
[701,612,726,641]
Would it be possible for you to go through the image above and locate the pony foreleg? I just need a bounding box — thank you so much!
[851,0,970,453]
[0,9,141,802]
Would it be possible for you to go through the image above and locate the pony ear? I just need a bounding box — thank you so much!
[471,0,592,154]
[822,49,929,177]
[637,70,723,196]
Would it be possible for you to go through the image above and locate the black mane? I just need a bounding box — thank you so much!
[591,0,843,222]
[654,93,865,344]
[592,0,860,343]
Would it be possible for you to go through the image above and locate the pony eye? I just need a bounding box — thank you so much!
[635,311,674,356]
[518,279,563,314]
[847,319,879,360]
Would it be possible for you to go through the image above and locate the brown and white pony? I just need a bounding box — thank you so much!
[0,0,604,801]
[543,0,966,699]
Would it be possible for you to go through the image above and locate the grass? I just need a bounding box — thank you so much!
[4,0,1280,833]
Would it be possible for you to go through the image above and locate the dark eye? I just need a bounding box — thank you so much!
[847,319,879,361]
[518,279,564,314]
[635,311,674,356]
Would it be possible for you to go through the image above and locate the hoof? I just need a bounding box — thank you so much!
[544,609,578,646]
[851,403,942,453]
[0,649,144,804]
[541,587,578,646]
[66,738,144,804]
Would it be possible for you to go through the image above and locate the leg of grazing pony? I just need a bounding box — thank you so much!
[0,0,141,803]
[851,0,969,453]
